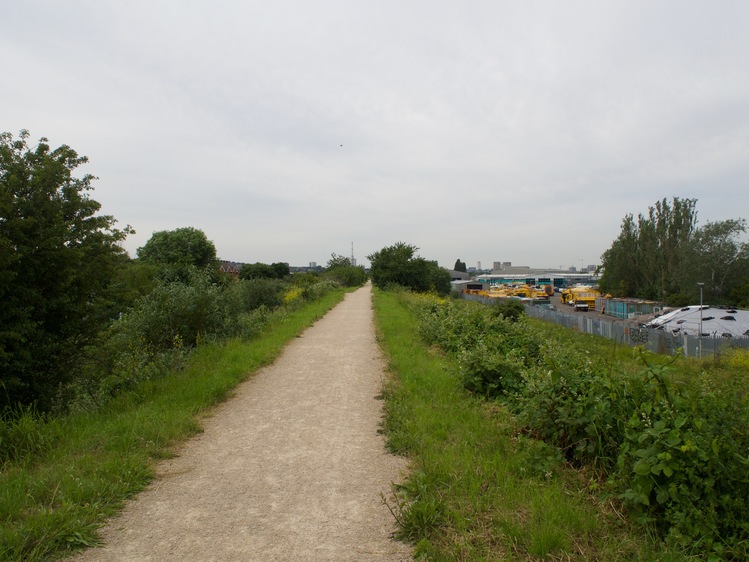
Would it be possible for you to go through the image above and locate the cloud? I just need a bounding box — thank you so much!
[2,1,748,268]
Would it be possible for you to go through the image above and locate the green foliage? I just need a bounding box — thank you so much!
[227,277,287,311]
[491,297,526,322]
[367,242,451,295]
[115,269,228,351]
[0,130,132,411]
[136,227,217,269]
[375,290,671,560]
[453,258,467,273]
[0,290,346,561]
[324,253,367,287]
[326,253,352,269]
[325,265,367,287]
[600,197,698,300]
[0,407,53,464]
[613,361,749,557]
[408,294,749,558]
[109,261,159,308]
[600,197,749,305]
[239,261,289,280]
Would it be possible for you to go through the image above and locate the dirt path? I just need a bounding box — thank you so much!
[73,285,412,561]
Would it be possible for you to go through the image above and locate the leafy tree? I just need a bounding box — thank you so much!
[0,130,131,410]
[453,259,467,273]
[422,259,452,295]
[368,242,419,288]
[600,198,698,299]
[690,219,749,303]
[599,214,640,297]
[327,253,352,269]
[239,262,282,280]
[270,262,290,279]
[368,242,451,295]
[325,253,367,287]
[137,227,217,269]
[600,198,748,305]
[730,280,749,308]
[108,261,159,309]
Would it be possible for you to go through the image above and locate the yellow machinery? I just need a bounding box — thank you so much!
[485,285,511,298]
[560,286,601,311]
[462,283,551,304]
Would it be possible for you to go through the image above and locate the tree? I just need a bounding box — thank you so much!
[238,262,289,281]
[453,259,467,273]
[0,130,131,409]
[367,242,451,295]
[690,219,749,303]
[327,253,352,269]
[137,227,217,269]
[600,198,748,305]
[324,253,367,287]
[600,197,698,299]
[270,262,290,279]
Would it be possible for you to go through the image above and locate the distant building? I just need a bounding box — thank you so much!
[219,260,243,279]
[309,262,317,268]
[493,261,502,271]
[477,261,482,271]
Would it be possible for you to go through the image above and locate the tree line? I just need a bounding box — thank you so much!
[599,197,749,306]
[0,131,365,413]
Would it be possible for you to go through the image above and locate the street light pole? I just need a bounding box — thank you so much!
[697,282,704,358]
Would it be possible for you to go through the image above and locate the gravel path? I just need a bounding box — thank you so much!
[73,284,412,561]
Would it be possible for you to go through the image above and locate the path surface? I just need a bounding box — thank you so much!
[74,285,412,561]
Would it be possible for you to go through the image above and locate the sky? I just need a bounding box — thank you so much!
[2,1,749,270]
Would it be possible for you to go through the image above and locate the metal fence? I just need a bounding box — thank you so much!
[461,294,749,358]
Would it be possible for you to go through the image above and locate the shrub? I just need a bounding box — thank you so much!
[515,350,629,468]
[229,278,287,311]
[491,298,526,322]
[406,294,749,558]
[115,271,227,351]
[458,342,525,397]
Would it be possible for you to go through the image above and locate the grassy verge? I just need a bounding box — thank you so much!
[373,289,679,561]
[0,289,346,561]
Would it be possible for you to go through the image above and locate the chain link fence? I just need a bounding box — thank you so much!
[462,294,749,358]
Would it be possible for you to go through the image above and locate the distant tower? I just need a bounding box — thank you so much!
[350,242,357,267]
[477,261,482,271]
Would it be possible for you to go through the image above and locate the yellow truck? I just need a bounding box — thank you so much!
[560,286,601,311]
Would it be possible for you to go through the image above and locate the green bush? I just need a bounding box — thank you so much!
[407,294,749,558]
[458,342,525,398]
[228,278,288,312]
[115,271,227,351]
[491,298,526,322]
[324,265,367,287]
[301,280,339,302]
[516,350,629,469]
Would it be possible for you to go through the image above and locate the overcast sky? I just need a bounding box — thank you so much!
[3,1,748,269]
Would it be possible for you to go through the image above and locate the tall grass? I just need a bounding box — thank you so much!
[374,289,678,560]
[0,289,345,561]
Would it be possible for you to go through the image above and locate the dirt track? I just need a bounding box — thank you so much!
[73,284,412,561]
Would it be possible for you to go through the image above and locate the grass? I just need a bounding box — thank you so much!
[373,289,681,561]
[0,289,346,561]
